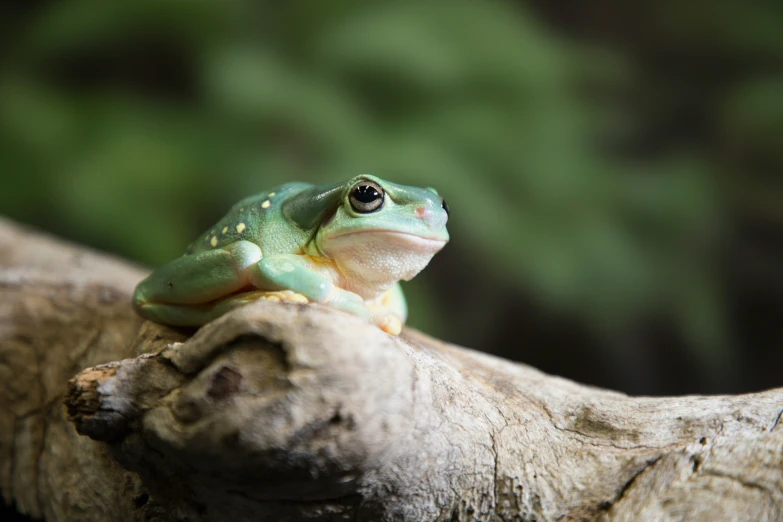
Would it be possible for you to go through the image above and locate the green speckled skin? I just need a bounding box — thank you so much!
[132,175,449,334]
[186,182,314,256]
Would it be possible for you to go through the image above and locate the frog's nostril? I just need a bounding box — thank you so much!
[416,207,427,218]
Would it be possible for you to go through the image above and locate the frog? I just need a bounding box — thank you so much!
[132,175,450,335]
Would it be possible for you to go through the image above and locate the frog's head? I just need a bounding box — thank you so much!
[312,175,449,298]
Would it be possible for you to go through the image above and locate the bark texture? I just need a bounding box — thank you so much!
[1,217,782,522]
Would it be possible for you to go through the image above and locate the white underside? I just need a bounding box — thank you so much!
[323,231,446,299]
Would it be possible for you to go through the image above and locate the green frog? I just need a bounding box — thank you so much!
[132,175,449,335]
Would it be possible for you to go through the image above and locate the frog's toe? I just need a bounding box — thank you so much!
[260,290,309,304]
[378,314,402,336]
[240,290,309,304]
[280,291,309,304]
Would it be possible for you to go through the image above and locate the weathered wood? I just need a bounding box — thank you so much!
[1,217,782,521]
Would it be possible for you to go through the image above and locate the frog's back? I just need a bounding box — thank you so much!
[185,182,313,256]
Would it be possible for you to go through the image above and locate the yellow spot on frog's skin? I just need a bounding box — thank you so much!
[222,226,228,234]
[236,223,246,233]
[240,208,245,212]
[268,192,276,197]
[261,200,271,209]
[210,236,218,247]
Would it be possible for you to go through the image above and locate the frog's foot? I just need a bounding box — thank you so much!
[239,290,309,304]
[262,290,309,304]
[364,305,401,336]
[377,314,402,336]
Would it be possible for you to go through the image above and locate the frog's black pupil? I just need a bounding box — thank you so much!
[354,185,381,203]
[441,198,450,216]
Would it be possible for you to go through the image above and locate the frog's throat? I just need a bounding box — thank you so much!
[315,230,446,300]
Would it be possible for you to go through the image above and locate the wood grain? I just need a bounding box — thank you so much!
[1,217,781,521]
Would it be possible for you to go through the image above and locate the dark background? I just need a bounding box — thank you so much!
[2,1,782,517]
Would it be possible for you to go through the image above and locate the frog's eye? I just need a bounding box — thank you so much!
[441,197,450,217]
[349,181,385,213]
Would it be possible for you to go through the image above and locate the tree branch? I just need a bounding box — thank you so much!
[2,217,782,521]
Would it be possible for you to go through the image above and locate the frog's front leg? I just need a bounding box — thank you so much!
[133,240,263,326]
[250,254,402,334]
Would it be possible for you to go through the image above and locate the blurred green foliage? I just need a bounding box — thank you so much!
[1,0,781,379]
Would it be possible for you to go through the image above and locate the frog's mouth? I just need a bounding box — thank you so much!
[328,229,448,252]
